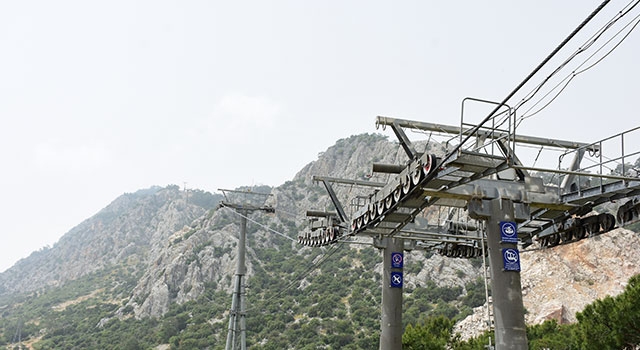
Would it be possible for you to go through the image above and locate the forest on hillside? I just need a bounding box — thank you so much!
[0,231,486,349]
[2,233,639,349]
[1,134,639,350]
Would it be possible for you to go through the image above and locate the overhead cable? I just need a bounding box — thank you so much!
[223,206,297,242]
[245,242,347,312]
[517,10,640,123]
[514,0,640,123]
[437,0,611,169]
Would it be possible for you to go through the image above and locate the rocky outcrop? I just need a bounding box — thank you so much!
[532,301,569,325]
[455,305,492,340]
[5,132,637,342]
[293,134,447,209]
[404,251,482,290]
[0,186,221,295]
[126,211,240,318]
[124,134,431,318]
[454,227,640,339]
[521,227,640,324]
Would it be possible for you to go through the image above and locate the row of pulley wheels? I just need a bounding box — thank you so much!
[351,154,437,232]
[297,226,341,247]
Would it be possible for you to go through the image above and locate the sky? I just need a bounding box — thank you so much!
[1,0,639,272]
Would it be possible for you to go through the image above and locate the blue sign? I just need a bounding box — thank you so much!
[390,272,403,288]
[502,248,521,272]
[500,221,518,243]
[391,252,404,268]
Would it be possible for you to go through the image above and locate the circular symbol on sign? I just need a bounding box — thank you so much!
[503,249,519,263]
[392,254,403,265]
[501,222,516,237]
[392,274,402,284]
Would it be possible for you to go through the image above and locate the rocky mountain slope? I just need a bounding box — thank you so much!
[123,206,241,318]
[0,186,221,296]
[120,134,462,319]
[0,133,638,348]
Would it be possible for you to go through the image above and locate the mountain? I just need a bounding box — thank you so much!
[118,134,475,321]
[0,185,222,296]
[0,133,638,349]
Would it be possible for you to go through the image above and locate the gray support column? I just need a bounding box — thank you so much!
[470,198,528,350]
[225,276,240,350]
[226,212,248,350]
[380,237,404,350]
[240,280,247,350]
[238,212,247,275]
[238,213,247,350]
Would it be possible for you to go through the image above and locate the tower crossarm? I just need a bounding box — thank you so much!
[376,116,598,151]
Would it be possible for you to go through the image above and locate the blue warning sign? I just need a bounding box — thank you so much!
[502,248,521,272]
[391,252,404,268]
[500,221,518,243]
[390,272,403,288]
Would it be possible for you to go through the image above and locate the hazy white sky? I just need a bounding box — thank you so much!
[1,0,638,272]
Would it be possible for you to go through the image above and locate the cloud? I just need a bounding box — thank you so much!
[210,94,281,131]
[33,141,112,172]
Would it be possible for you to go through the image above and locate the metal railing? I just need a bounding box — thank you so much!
[557,126,640,194]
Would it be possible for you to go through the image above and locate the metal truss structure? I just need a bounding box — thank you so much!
[300,114,640,254]
[220,189,274,350]
[295,3,640,346]
[299,110,640,349]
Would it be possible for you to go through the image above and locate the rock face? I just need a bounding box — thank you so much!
[126,211,241,318]
[1,133,452,320]
[0,186,221,296]
[292,134,448,216]
[403,251,481,290]
[125,134,417,318]
[455,305,493,340]
[2,132,638,342]
[454,227,640,339]
[521,228,640,324]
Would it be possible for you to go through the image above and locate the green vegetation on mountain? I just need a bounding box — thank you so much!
[0,221,484,349]
[1,134,639,349]
[401,273,640,349]
[5,244,639,349]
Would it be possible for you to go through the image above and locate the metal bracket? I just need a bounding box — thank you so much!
[560,148,586,193]
[390,121,419,160]
[468,198,530,223]
[496,139,527,181]
[319,179,348,223]
[373,236,386,249]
